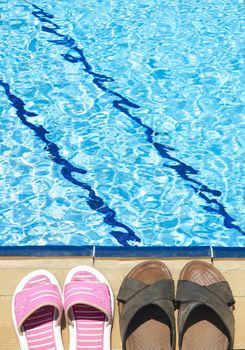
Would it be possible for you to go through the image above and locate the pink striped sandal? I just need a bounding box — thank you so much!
[64,265,114,350]
[12,270,64,350]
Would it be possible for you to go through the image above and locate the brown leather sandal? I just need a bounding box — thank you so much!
[176,260,235,350]
[117,261,176,350]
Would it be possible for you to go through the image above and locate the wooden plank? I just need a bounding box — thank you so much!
[0,257,244,349]
[213,259,245,349]
[0,257,93,296]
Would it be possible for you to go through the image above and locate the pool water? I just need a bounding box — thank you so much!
[0,0,244,247]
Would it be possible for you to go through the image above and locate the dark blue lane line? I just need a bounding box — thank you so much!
[0,79,140,246]
[24,1,244,235]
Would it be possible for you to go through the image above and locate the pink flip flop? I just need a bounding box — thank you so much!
[12,270,64,350]
[63,265,114,350]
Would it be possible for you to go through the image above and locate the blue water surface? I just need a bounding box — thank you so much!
[0,0,244,247]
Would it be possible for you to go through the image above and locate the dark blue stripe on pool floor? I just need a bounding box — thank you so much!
[23,1,244,236]
[0,79,140,246]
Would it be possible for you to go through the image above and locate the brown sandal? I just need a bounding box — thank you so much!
[176,260,235,350]
[117,261,176,350]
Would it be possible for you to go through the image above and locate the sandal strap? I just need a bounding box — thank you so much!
[117,278,175,349]
[176,280,235,348]
[118,278,174,302]
[14,284,62,332]
[176,280,235,306]
[64,282,112,325]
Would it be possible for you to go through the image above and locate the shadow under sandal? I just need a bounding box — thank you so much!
[117,261,176,350]
[176,261,235,350]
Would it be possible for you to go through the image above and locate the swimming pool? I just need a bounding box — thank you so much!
[0,0,244,249]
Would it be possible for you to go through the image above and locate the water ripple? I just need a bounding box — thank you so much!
[24,1,243,235]
[0,79,140,246]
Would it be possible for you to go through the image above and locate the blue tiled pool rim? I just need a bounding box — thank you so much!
[1,246,245,258]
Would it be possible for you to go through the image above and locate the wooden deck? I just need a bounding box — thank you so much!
[0,256,244,349]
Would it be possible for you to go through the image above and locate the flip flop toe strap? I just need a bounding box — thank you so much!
[64,282,112,325]
[117,278,175,349]
[176,280,235,348]
[14,284,62,333]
